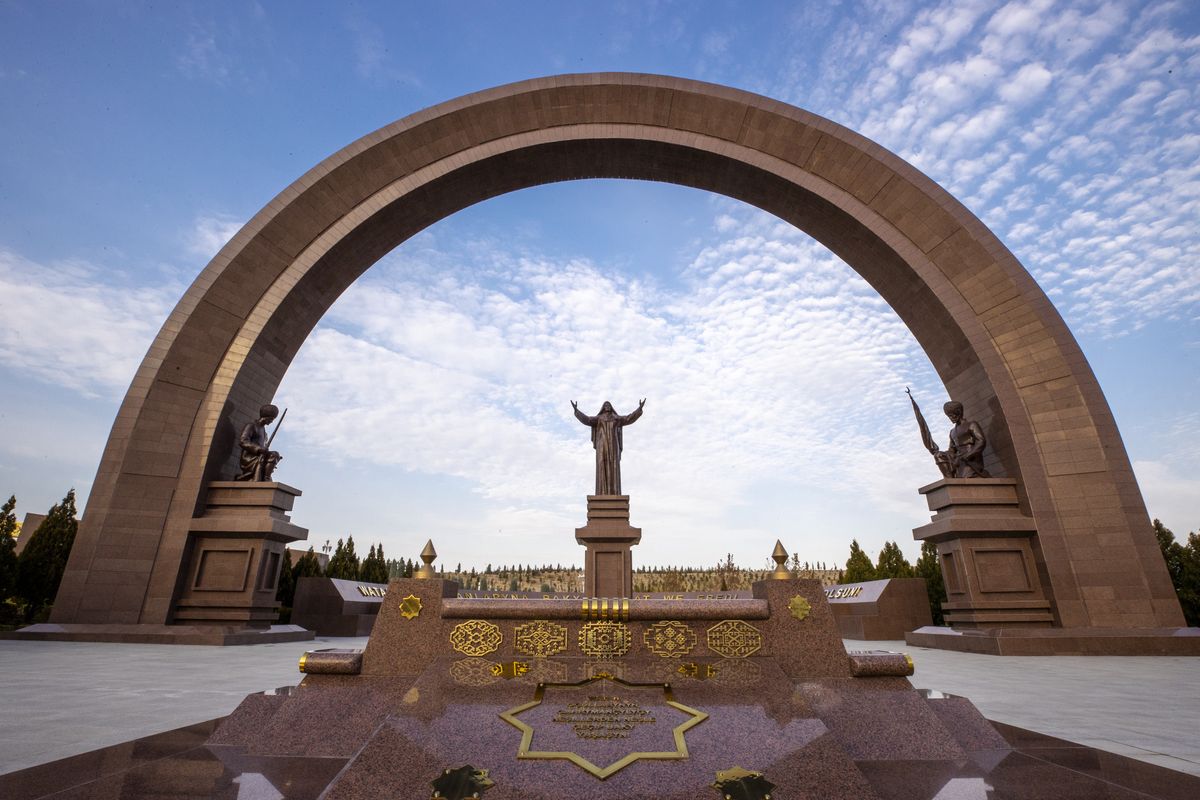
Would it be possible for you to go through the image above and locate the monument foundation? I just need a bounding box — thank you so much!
[575,495,641,598]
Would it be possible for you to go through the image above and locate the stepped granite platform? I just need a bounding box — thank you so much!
[2,578,1198,799]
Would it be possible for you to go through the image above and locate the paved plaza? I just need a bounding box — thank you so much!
[0,636,1196,778]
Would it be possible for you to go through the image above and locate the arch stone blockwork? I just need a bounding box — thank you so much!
[48,74,1187,647]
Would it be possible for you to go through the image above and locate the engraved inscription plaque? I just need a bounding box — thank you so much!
[500,673,707,779]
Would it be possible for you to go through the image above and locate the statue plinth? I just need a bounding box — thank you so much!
[575,495,641,598]
[173,481,309,627]
[912,478,1054,629]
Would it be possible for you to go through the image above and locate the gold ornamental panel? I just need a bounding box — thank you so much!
[643,620,697,658]
[706,620,763,659]
[450,619,503,656]
[578,621,632,658]
[515,620,568,658]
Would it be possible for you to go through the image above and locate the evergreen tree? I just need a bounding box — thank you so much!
[842,539,876,583]
[0,495,18,603]
[914,540,946,625]
[359,543,389,584]
[875,541,915,578]
[16,489,78,620]
[1154,519,1200,626]
[293,547,324,583]
[326,537,361,580]
[276,547,296,608]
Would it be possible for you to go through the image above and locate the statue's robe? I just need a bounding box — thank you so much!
[237,421,280,481]
[947,420,989,478]
[574,405,642,495]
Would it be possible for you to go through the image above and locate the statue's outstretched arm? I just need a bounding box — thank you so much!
[620,399,645,425]
[573,404,594,426]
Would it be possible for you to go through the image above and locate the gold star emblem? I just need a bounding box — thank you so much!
[399,594,423,619]
[787,595,811,620]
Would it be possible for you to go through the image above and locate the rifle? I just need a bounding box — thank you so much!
[266,408,287,450]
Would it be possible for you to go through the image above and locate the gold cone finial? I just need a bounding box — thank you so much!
[771,539,791,579]
[415,539,438,579]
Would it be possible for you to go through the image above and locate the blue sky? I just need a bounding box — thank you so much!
[0,0,1197,572]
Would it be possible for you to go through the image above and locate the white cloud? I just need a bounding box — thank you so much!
[187,215,244,260]
[0,250,177,398]
[277,208,945,566]
[998,62,1052,102]
[797,0,1200,338]
[1134,459,1200,536]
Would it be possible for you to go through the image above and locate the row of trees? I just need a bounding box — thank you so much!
[0,491,79,626]
[275,536,393,618]
[5,491,1197,631]
[843,538,947,624]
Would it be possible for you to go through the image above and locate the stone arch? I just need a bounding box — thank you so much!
[52,73,1182,630]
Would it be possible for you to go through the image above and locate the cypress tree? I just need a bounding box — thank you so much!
[875,541,915,579]
[326,537,359,580]
[842,539,876,583]
[914,540,946,625]
[17,489,78,620]
[359,543,389,584]
[0,495,18,603]
[294,546,324,581]
[275,547,296,609]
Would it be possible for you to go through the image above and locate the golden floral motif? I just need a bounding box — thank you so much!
[706,619,763,659]
[578,621,632,658]
[450,619,503,656]
[515,620,568,658]
[643,620,697,658]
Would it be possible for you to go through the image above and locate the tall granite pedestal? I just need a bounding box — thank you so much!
[575,495,641,598]
[911,478,1053,629]
[906,478,1200,655]
[174,481,309,627]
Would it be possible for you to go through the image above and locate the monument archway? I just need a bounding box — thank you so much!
[51,73,1183,637]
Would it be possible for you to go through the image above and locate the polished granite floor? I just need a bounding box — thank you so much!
[2,705,1197,800]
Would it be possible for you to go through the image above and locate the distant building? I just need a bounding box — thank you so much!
[288,546,330,572]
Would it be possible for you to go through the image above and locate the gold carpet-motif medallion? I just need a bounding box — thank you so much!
[524,659,570,684]
[515,620,568,657]
[706,619,763,658]
[578,621,631,657]
[643,620,696,658]
[450,619,503,656]
[399,593,422,619]
[450,657,500,686]
[711,657,762,688]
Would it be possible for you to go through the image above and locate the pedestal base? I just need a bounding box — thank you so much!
[905,625,1200,655]
[0,623,314,646]
[913,478,1054,628]
[173,482,308,627]
[574,495,641,597]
